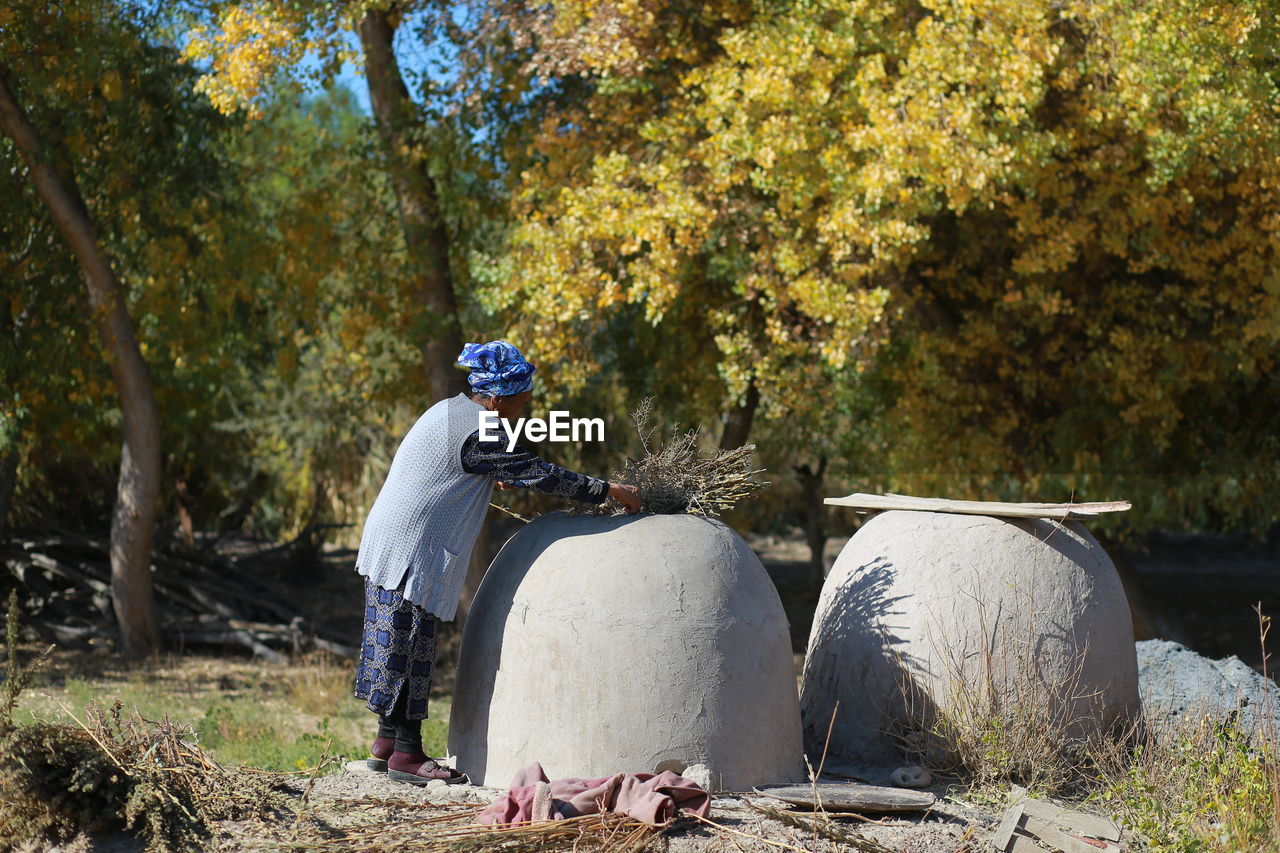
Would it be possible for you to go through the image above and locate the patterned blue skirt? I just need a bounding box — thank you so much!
[354,579,437,720]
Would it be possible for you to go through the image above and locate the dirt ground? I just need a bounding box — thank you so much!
[197,760,992,853]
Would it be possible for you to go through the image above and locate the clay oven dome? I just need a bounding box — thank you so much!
[448,512,805,790]
[800,510,1140,765]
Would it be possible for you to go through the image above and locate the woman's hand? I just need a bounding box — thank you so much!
[494,481,514,491]
[608,482,642,514]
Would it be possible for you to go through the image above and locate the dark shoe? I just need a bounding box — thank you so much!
[387,751,468,786]
[367,736,394,772]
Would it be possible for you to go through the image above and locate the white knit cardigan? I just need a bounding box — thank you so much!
[355,393,493,620]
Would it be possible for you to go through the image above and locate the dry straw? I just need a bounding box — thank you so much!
[288,805,674,853]
[742,802,895,853]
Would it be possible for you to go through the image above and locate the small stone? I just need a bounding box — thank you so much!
[682,763,715,790]
[442,784,480,802]
[889,766,932,788]
[425,779,447,790]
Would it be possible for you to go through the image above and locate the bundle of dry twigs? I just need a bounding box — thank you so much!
[598,399,768,517]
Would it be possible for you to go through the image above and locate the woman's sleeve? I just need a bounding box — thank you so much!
[460,430,609,504]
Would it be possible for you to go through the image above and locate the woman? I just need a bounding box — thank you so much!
[353,341,642,784]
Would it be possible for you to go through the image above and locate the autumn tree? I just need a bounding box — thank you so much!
[213,84,433,536]
[0,0,285,652]
[487,0,1280,529]
[181,0,547,616]
[182,0,520,402]
[0,1,171,655]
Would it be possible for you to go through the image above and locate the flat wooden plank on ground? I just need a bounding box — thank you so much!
[1008,786,1122,842]
[1004,835,1051,853]
[753,783,936,813]
[993,802,1026,850]
[823,492,1131,520]
[1022,816,1113,853]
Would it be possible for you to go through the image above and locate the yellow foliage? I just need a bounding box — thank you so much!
[182,2,354,119]
[484,0,1280,521]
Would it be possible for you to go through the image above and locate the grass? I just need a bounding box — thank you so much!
[1,595,287,851]
[927,699,1280,850]
[11,651,450,772]
[886,562,1107,798]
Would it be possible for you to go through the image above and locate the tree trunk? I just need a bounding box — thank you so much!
[0,448,16,541]
[0,67,162,657]
[0,281,18,542]
[794,458,828,581]
[358,7,465,402]
[175,476,195,548]
[719,381,759,450]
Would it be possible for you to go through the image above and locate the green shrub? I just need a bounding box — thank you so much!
[1098,714,1280,852]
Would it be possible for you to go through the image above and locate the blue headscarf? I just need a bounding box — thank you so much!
[457,341,536,397]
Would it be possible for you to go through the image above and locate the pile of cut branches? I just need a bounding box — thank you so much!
[598,399,768,517]
[0,594,284,852]
[0,527,354,661]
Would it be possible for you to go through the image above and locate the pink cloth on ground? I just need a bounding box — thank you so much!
[475,762,712,826]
